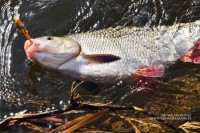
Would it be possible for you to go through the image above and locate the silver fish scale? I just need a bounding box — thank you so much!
[70,27,167,65]
[70,21,199,59]
[61,21,200,81]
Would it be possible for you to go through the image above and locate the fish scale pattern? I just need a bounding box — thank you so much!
[69,21,200,66]
[39,21,200,82]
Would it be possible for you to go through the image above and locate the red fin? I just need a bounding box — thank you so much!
[181,41,200,64]
[135,65,164,77]
[83,54,121,64]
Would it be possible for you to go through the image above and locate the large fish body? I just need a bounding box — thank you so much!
[24,21,200,82]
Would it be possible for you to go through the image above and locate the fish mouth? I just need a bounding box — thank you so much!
[24,39,36,52]
[24,40,32,51]
[24,38,81,69]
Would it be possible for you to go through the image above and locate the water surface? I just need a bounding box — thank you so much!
[0,0,200,132]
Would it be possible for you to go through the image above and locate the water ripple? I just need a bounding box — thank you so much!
[0,0,21,77]
[0,1,200,130]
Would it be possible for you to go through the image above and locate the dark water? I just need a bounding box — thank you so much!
[0,0,200,132]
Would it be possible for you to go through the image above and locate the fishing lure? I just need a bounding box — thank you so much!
[14,16,32,43]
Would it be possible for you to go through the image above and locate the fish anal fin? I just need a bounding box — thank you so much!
[135,65,164,77]
[83,54,121,64]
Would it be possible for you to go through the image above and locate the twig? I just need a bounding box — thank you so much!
[125,119,141,133]
[70,81,84,107]
[62,109,109,133]
[50,113,93,133]
[20,122,48,133]
[0,105,74,128]
[78,102,134,110]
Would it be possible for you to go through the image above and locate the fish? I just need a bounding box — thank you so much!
[24,21,200,83]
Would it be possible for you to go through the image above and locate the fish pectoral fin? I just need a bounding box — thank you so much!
[83,54,121,64]
[135,65,164,77]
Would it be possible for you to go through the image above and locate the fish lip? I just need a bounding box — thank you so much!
[24,39,33,51]
[24,39,45,60]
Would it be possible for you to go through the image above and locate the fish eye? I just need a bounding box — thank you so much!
[47,36,53,40]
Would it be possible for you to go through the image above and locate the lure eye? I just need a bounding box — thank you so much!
[47,37,52,40]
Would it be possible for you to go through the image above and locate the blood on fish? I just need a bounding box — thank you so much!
[135,65,164,77]
[181,40,200,64]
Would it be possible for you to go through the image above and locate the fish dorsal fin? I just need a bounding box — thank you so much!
[83,54,121,64]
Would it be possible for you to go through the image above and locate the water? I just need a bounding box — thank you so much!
[0,0,200,132]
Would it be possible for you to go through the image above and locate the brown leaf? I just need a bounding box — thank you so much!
[50,114,92,133]
[179,121,200,133]
[62,109,109,133]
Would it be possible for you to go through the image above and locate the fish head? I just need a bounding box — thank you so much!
[24,36,81,69]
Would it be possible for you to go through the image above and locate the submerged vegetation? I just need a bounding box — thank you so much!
[0,81,199,132]
[0,1,200,132]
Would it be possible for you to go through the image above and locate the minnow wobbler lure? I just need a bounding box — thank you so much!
[14,16,32,43]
